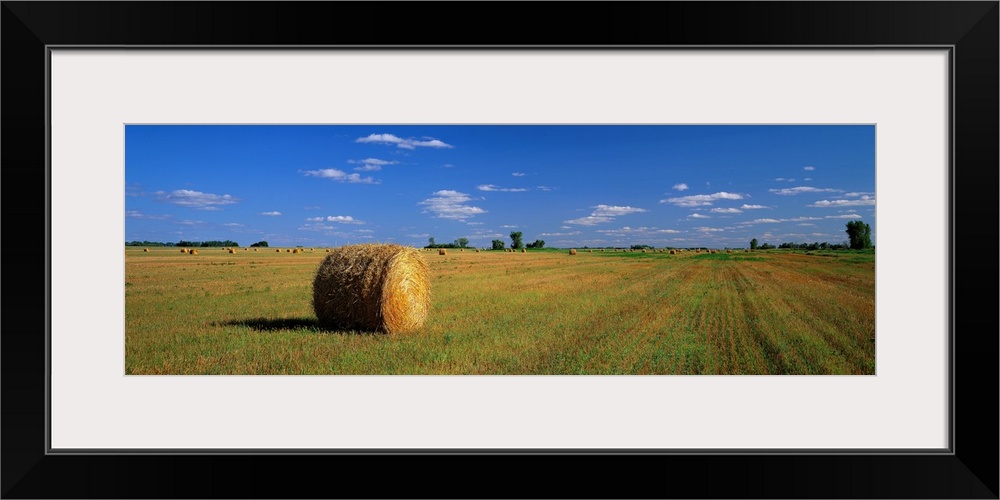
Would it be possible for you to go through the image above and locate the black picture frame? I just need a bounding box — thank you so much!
[3,2,997,498]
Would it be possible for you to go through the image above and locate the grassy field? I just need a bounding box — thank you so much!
[125,246,875,375]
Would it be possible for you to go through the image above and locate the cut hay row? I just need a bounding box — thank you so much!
[313,243,430,334]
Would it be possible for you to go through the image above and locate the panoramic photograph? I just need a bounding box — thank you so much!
[124,124,875,375]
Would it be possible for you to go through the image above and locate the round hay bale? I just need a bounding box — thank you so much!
[228,248,236,254]
[286,249,291,253]
[180,248,188,254]
[521,248,526,253]
[254,248,258,252]
[669,249,676,255]
[438,248,447,256]
[143,248,149,252]
[727,249,732,254]
[569,249,577,255]
[475,249,481,253]
[276,249,281,253]
[293,248,301,254]
[190,249,198,255]
[313,243,430,334]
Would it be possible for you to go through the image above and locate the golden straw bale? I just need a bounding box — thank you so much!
[569,249,577,255]
[313,243,430,334]
[438,249,447,255]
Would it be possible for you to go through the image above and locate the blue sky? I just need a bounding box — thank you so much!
[125,125,875,248]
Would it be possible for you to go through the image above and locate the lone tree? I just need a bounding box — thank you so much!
[428,237,436,247]
[845,220,873,249]
[455,237,469,248]
[750,238,758,250]
[491,239,505,250]
[509,231,524,250]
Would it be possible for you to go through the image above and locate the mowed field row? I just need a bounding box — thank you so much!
[125,247,875,375]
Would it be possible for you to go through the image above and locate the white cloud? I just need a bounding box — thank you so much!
[661,191,744,207]
[689,213,711,219]
[536,186,555,192]
[500,225,519,229]
[539,231,581,237]
[301,168,378,184]
[419,190,487,221]
[695,227,725,232]
[788,216,822,221]
[477,184,529,192]
[158,189,238,209]
[564,204,647,226]
[804,178,813,181]
[673,183,689,191]
[844,192,875,198]
[803,166,815,171]
[125,210,171,220]
[769,186,842,195]
[596,226,681,236]
[810,196,875,208]
[177,219,204,226]
[223,223,244,227]
[356,133,453,150]
[775,178,795,182]
[824,213,864,219]
[512,172,526,177]
[306,215,364,224]
[744,218,782,224]
[710,208,743,214]
[260,211,282,216]
[349,158,399,172]
[741,204,769,210]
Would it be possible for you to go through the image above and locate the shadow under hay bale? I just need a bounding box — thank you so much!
[313,243,430,334]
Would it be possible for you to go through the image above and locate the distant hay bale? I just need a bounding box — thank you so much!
[438,249,447,255]
[180,248,188,254]
[460,248,464,252]
[143,248,149,252]
[228,248,236,254]
[254,248,258,252]
[313,243,430,334]
[727,249,732,253]
[521,248,526,253]
[293,248,301,254]
[744,249,749,253]
[326,249,331,253]
[475,249,481,253]
[286,249,291,253]
[276,249,281,252]
[190,249,198,255]
[569,249,577,255]
[669,249,676,255]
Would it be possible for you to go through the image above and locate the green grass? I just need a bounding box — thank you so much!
[125,246,875,375]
